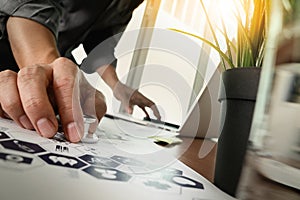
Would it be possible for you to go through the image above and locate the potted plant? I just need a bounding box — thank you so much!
[171,0,269,196]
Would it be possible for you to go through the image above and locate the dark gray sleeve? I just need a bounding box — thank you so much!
[80,0,144,72]
[0,0,62,39]
[80,32,122,73]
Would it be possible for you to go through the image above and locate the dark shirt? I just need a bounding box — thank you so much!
[0,0,144,71]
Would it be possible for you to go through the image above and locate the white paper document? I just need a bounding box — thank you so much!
[0,117,235,200]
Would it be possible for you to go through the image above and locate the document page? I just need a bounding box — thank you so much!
[0,117,235,200]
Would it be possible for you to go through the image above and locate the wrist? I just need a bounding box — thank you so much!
[96,64,119,89]
[112,81,124,98]
[7,17,60,68]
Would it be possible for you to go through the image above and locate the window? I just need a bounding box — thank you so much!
[78,0,231,125]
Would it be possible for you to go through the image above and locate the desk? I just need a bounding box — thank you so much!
[164,137,300,200]
[163,137,217,182]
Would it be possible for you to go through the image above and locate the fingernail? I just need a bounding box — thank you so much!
[127,107,133,114]
[37,118,56,138]
[19,115,34,129]
[67,122,82,142]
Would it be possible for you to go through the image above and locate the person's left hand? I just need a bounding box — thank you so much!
[113,82,161,120]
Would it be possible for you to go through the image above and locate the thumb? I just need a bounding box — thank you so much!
[126,104,134,115]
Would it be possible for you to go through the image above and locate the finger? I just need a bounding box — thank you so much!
[80,74,106,119]
[140,106,150,119]
[80,77,107,133]
[0,70,34,129]
[17,66,58,137]
[0,104,5,118]
[149,104,161,121]
[51,58,83,143]
[142,98,161,120]
[126,105,134,115]
[120,95,132,115]
[132,91,161,120]
[127,90,139,114]
[144,103,161,121]
[86,91,107,133]
[0,106,10,119]
[94,91,107,121]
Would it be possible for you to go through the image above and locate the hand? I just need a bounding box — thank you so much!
[0,57,106,142]
[113,82,161,120]
[96,65,161,120]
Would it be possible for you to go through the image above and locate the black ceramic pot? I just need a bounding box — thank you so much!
[214,67,261,197]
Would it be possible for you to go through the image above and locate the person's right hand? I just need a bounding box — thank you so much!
[0,57,106,142]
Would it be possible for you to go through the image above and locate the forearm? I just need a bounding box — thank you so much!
[6,17,60,68]
[96,65,120,89]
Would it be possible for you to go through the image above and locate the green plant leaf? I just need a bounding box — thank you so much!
[221,18,234,67]
[170,0,272,70]
[199,0,226,69]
